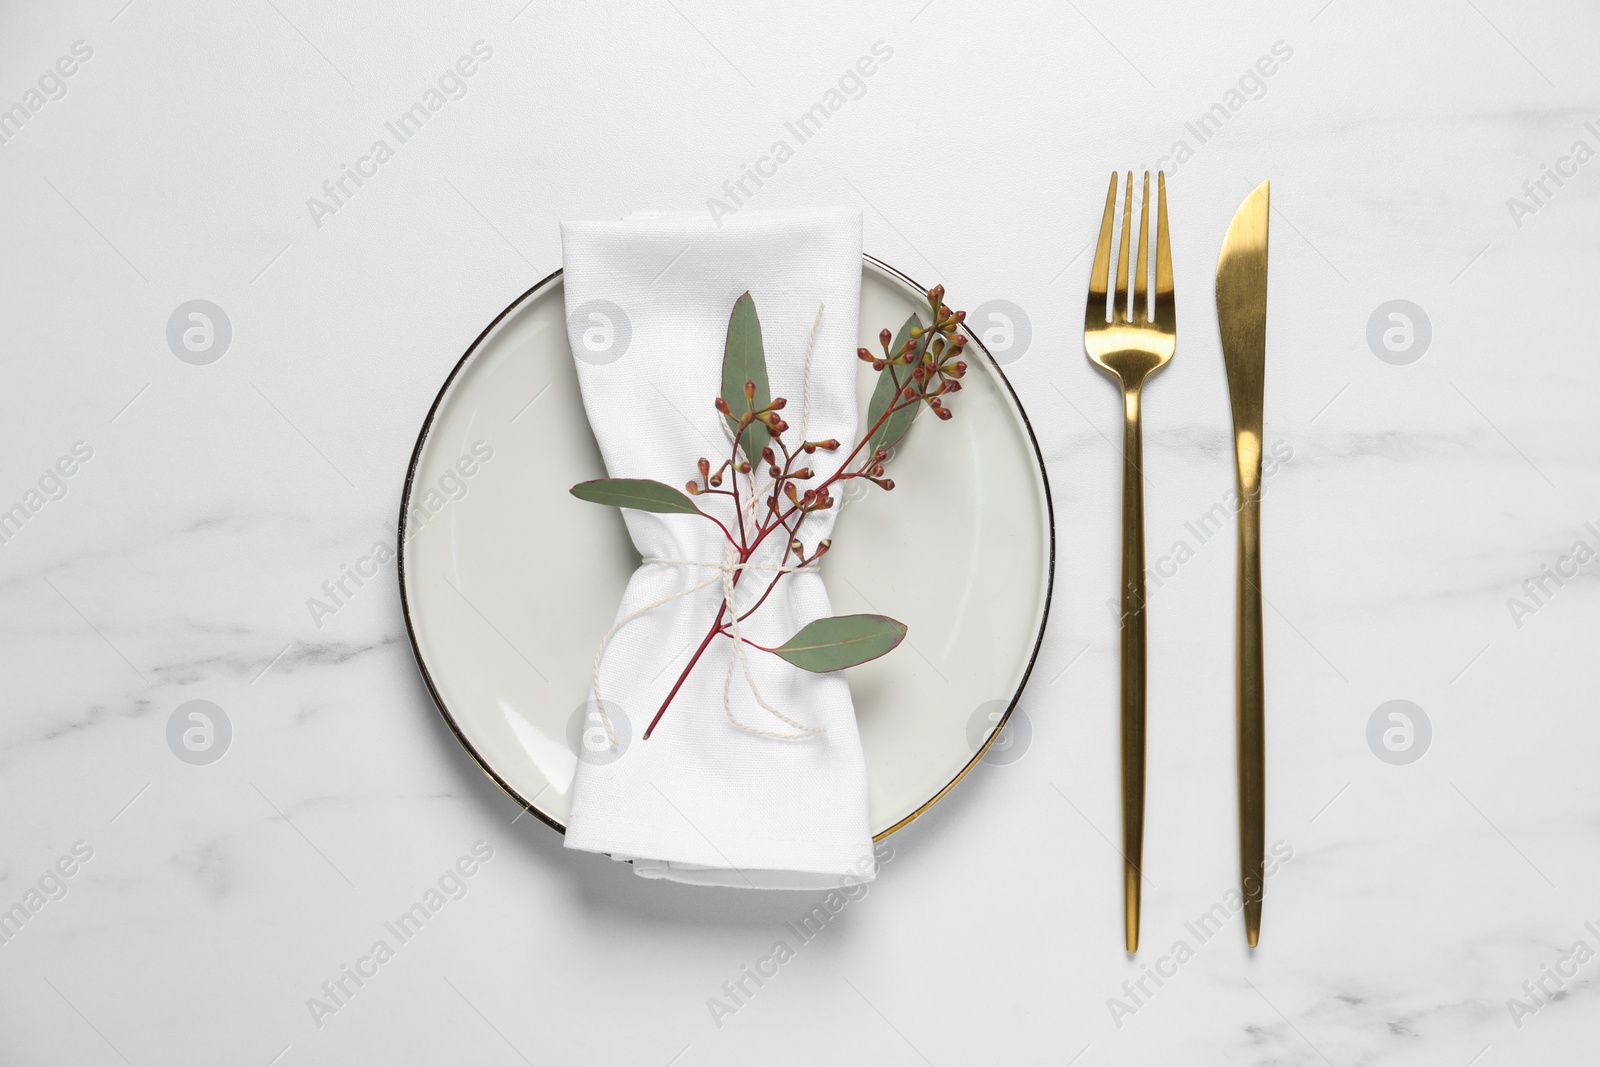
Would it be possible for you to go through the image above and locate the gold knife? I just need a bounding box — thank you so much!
[1215,181,1269,947]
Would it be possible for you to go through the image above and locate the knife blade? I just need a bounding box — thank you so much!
[1216,180,1269,947]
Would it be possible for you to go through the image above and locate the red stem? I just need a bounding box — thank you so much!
[746,393,907,556]
[642,598,729,740]
[643,354,935,740]
[696,510,737,547]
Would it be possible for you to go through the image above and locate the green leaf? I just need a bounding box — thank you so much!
[771,614,908,673]
[866,313,924,458]
[570,478,702,515]
[721,291,771,463]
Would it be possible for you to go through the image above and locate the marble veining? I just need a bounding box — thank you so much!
[2,0,1598,1064]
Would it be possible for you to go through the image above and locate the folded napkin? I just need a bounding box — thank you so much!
[560,209,876,889]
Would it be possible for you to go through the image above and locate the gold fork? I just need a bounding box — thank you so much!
[1083,171,1174,954]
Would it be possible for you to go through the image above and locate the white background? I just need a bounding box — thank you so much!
[2,0,1597,1063]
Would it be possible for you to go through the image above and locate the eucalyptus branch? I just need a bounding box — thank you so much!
[572,286,968,741]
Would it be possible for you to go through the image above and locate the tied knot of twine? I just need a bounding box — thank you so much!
[588,306,831,745]
[590,543,824,744]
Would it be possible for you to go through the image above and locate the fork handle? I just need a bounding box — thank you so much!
[1118,384,1148,954]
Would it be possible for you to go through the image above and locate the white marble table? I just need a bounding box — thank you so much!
[2,0,1595,1063]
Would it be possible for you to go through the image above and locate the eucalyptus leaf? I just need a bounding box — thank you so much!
[866,313,924,458]
[570,478,702,515]
[721,291,771,462]
[771,614,908,673]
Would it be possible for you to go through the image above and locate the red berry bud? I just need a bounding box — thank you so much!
[744,380,756,401]
[770,397,786,410]
[685,481,701,495]
[858,347,874,362]
[715,397,731,415]
[879,327,892,350]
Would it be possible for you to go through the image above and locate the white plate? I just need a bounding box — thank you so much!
[399,257,1054,838]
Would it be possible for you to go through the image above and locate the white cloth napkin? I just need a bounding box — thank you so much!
[560,209,876,889]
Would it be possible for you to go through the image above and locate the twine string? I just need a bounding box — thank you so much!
[589,553,824,742]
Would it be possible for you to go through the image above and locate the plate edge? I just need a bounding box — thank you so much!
[397,257,1059,842]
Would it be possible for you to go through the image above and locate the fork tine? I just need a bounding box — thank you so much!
[1113,172,1133,322]
[1086,172,1118,327]
[1133,172,1151,322]
[1154,170,1175,329]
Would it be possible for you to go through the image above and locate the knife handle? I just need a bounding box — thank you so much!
[1236,474,1265,947]
[1118,385,1148,955]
